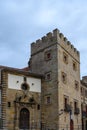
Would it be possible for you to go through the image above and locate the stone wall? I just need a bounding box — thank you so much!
[1,71,8,130]
[1,70,41,130]
[58,39,81,129]
[30,28,81,129]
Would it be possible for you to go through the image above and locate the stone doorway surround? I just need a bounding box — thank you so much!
[19,108,29,129]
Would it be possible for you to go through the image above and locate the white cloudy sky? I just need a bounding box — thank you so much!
[0,0,87,77]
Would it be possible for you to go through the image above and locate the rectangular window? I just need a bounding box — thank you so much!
[74,101,79,114]
[85,90,87,98]
[47,53,51,59]
[63,52,68,64]
[61,72,67,84]
[64,96,69,109]
[8,102,10,107]
[75,81,79,90]
[37,104,40,110]
[64,97,68,109]
[47,96,51,104]
[44,94,52,105]
[73,61,77,71]
[74,101,77,110]
[45,50,52,61]
[45,72,51,81]
[64,96,71,112]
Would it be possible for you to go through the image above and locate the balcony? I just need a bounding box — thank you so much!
[74,108,80,115]
[64,104,71,112]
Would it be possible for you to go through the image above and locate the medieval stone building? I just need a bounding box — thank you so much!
[0,28,86,130]
[81,76,87,130]
[29,29,81,130]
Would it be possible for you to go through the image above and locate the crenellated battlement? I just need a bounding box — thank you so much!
[31,29,79,58]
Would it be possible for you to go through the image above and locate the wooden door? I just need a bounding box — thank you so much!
[19,108,29,129]
[70,119,74,130]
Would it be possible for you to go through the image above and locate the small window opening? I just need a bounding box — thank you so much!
[8,102,11,107]
[73,61,77,71]
[62,72,67,84]
[37,104,40,110]
[47,96,51,104]
[45,72,51,81]
[63,52,68,64]
[75,81,79,90]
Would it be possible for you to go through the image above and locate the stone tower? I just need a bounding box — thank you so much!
[29,29,82,130]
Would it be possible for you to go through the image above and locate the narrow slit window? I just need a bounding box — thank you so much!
[8,102,11,108]
[47,96,51,104]
[37,104,40,110]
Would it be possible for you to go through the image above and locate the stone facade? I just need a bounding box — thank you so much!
[0,28,87,130]
[0,67,42,130]
[30,29,81,130]
[81,76,87,130]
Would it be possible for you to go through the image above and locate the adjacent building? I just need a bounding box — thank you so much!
[0,66,43,130]
[81,76,87,130]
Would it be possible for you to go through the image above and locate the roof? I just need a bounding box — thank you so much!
[0,65,44,78]
[21,67,30,71]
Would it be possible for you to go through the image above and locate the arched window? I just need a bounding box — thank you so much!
[19,108,29,129]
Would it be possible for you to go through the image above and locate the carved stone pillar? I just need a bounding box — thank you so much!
[14,102,19,130]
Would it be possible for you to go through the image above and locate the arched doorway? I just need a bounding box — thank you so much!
[70,119,74,130]
[19,108,29,129]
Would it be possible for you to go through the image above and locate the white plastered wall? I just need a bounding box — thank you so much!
[8,74,41,92]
